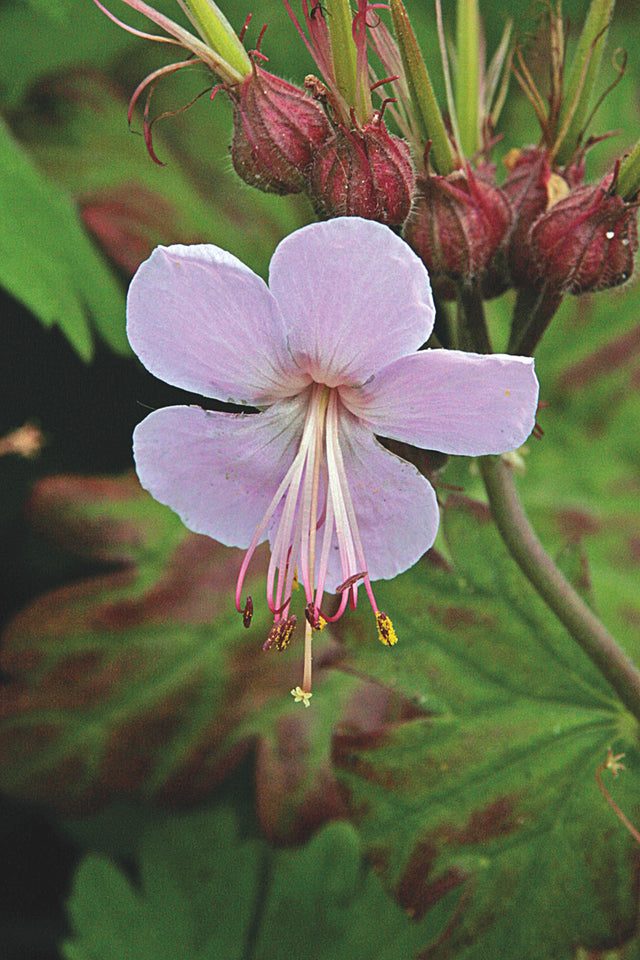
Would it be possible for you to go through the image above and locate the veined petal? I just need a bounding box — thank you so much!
[342,350,539,456]
[321,408,439,591]
[268,217,435,387]
[127,244,308,405]
[133,397,307,546]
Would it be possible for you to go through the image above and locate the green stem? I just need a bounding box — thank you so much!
[478,457,640,722]
[325,0,361,117]
[455,0,480,158]
[457,286,640,722]
[456,282,492,353]
[508,283,563,356]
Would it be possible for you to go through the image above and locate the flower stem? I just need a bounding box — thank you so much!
[456,285,640,722]
[478,456,640,722]
[508,282,562,356]
[456,282,492,353]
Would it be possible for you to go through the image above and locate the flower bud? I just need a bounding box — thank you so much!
[529,175,639,294]
[403,164,511,296]
[228,66,332,194]
[502,146,583,287]
[309,117,415,226]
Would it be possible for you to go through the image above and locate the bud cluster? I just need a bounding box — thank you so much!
[228,62,414,226]
[403,145,638,301]
[94,0,640,307]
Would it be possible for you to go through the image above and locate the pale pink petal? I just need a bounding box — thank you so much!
[321,409,440,591]
[127,244,309,405]
[268,217,435,387]
[341,350,539,456]
[133,396,307,546]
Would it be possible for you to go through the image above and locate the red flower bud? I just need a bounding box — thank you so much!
[404,164,511,296]
[529,175,638,294]
[502,146,583,286]
[309,117,414,226]
[229,66,332,195]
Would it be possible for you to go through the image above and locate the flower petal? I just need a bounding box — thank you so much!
[132,398,307,546]
[342,350,539,455]
[268,217,435,387]
[322,410,439,591]
[127,244,308,405]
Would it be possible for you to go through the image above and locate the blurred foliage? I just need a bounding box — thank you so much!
[0,117,126,359]
[61,809,457,960]
[1,1,640,959]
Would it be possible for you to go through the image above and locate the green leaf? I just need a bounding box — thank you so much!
[0,473,371,838]
[329,488,640,959]
[0,0,143,110]
[11,68,310,281]
[0,119,126,359]
[61,808,455,960]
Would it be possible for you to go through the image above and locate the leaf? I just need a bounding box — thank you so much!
[0,0,166,110]
[10,68,311,280]
[61,808,457,960]
[0,473,393,841]
[328,491,640,960]
[0,118,126,360]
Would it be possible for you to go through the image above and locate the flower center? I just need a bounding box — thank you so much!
[235,381,396,701]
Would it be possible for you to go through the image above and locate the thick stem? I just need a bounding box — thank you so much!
[479,456,640,722]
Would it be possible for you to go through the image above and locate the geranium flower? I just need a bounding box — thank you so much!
[128,217,539,702]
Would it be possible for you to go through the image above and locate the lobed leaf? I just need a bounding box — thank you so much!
[61,808,456,960]
[331,493,640,959]
[0,473,389,840]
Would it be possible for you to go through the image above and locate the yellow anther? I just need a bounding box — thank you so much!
[263,615,297,651]
[305,603,327,631]
[376,611,398,647]
[291,685,313,707]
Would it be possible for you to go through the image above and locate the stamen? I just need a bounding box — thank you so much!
[242,596,253,628]
[336,572,366,593]
[263,615,297,651]
[305,603,327,630]
[376,611,398,646]
[234,396,317,615]
[255,23,268,52]
[238,11,252,42]
[302,606,313,691]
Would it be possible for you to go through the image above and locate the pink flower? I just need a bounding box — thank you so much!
[128,217,539,699]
